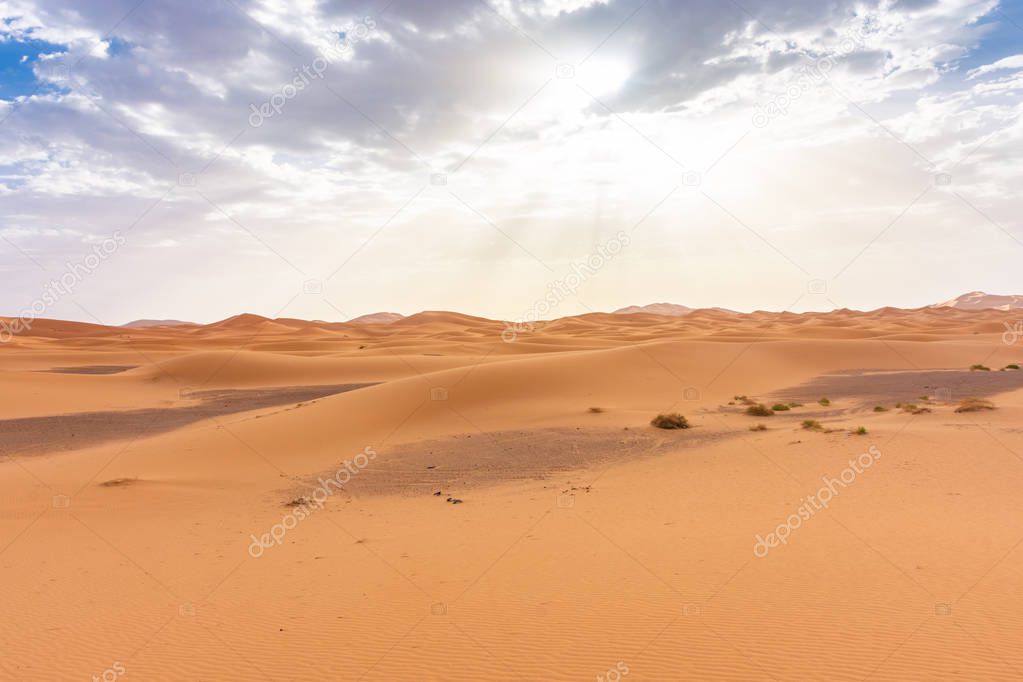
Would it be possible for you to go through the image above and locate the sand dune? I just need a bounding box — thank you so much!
[2,308,1022,680]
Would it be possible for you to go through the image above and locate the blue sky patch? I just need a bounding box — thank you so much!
[106,36,133,57]
[957,2,1023,74]
[0,35,65,100]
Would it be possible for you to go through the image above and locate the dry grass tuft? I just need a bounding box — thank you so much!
[745,404,773,417]
[900,404,931,414]
[99,478,138,487]
[954,398,995,413]
[650,413,690,429]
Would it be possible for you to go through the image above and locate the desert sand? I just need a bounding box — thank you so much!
[2,307,1023,680]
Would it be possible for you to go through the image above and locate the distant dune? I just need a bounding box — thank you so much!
[932,291,1023,311]
[613,302,739,316]
[6,292,1021,344]
[122,318,196,328]
[347,312,404,324]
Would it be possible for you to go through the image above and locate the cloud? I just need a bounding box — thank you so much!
[968,53,1023,78]
[0,0,1018,323]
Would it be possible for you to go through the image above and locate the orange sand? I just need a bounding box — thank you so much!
[1,307,1022,680]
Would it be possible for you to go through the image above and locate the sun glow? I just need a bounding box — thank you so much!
[575,57,632,96]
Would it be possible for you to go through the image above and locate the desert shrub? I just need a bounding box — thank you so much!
[900,404,931,414]
[818,397,831,406]
[745,404,773,417]
[1004,364,1020,370]
[954,398,995,413]
[970,364,991,371]
[588,406,605,413]
[749,423,768,431]
[853,426,868,435]
[801,419,823,431]
[787,402,803,408]
[651,413,690,429]
[733,395,756,406]
[771,403,790,412]
[873,405,888,412]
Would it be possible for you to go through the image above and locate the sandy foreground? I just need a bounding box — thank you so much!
[2,308,1023,681]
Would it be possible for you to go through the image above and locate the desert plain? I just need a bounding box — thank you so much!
[2,306,1023,681]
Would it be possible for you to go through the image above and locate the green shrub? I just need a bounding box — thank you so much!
[771,403,791,412]
[818,397,831,406]
[802,419,823,431]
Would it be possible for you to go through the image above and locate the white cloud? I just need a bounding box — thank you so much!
[968,53,1023,78]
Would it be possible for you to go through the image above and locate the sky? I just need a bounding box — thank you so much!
[0,0,1021,325]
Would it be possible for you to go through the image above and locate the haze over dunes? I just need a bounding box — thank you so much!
[3,292,1021,347]
[932,291,1023,311]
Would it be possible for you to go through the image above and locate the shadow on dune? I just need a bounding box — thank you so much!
[774,369,1023,406]
[309,426,734,498]
[0,383,374,457]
